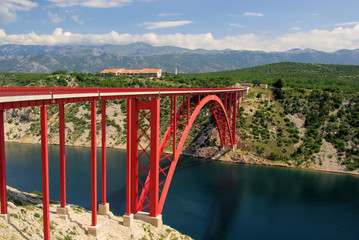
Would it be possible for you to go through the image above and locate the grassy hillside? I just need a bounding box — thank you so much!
[1,62,358,171]
[171,62,359,90]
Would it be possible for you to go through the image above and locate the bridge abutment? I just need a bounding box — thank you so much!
[56,206,69,220]
[135,211,163,228]
[98,203,110,215]
[88,224,101,237]
[0,213,9,223]
[123,214,134,227]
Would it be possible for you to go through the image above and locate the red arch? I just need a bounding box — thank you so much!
[137,94,235,213]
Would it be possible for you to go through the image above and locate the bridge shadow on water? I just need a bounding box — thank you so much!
[163,155,245,240]
[201,166,243,240]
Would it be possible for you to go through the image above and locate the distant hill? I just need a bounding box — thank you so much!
[0,43,359,73]
[188,62,359,90]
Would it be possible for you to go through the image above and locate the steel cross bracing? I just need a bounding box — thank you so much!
[0,86,246,239]
[129,92,241,217]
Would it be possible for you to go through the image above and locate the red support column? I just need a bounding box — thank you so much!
[223,93,228,147]
[0,110,8,216]
[41,106,50,240]
[98,100,110,215]
[150,98,160,217]
[237,92,241,121]
[125,99,133,216]
[59,103,66,208]
[123,98,135,227]
[173,96,177,160]
[101,100,106,205]
[130,100,139,214]
[187,95,190,125]
[126,98,138,214]
[228,93,232,124]
[91,101,97,227]
[232,92,237,149]
[224,93,228,111]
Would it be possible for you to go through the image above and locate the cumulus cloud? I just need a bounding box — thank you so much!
[47,0,134,8]
[0,0,38,24]
[1,25,359,52]
[244,12,264,17]
[139,20,193,29]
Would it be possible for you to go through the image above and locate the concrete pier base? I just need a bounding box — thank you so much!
[56,206,69,220]
[88,225,100,237]
[135,211,162,228]
[0,213,9,223]
[98,203,110,215]
[123,214,134,227]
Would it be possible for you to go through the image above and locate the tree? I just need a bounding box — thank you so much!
[52,70,67,75]
[273,78,283,88]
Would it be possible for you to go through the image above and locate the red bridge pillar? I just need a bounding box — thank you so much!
[232,92,237,149]
[88,101,100,237]
[56,103,69,219]
[99,100,110,215]
[0,109,9,223]
[123,97,162,227]
[40,106,50,240]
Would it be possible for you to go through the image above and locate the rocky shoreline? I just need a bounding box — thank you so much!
[183,145,359,176]
[0,186,192,240]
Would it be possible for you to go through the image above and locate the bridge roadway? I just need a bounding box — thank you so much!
[0,86,246,239]
[0,87,241,108]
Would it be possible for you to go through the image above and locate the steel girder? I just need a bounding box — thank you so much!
[128,94,238,217]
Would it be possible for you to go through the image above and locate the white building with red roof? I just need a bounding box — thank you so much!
[101,68,162,78]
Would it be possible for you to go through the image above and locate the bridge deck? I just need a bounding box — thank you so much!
[0,87,245,109]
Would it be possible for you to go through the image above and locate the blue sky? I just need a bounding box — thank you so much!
[0,0,359,51]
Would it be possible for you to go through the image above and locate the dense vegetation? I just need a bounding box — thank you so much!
[171,62,359,90]
[1,62,358,170]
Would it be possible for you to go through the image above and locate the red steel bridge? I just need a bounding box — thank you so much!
[0,86,246,239]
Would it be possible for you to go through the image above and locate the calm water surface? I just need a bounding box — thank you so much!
[5,142,359,240]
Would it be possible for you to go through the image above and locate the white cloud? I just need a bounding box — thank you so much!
[72,15,84,24]
[47,0,134,8]
[48,11,63,23]
[1,25,359,52]
[139,20,192,29]
[244,12,264,17]
[335,22,359,26]
[230,23,246,28]
[0,0,38,24]
[158,13,181,17]
[291,27,301,31]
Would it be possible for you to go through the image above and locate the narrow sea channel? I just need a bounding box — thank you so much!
[5,142,359,240]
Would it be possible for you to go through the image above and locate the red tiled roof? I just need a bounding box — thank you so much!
[121,69,141,74]
[101,68,161,74]
[141,69,161,73]
[101,69,123,74]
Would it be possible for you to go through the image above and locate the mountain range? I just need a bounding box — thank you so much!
[0,43,359,73]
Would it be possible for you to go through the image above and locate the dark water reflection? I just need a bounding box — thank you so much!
[5,143,359,240]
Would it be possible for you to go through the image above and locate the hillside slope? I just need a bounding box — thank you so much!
[1,62,358,174]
